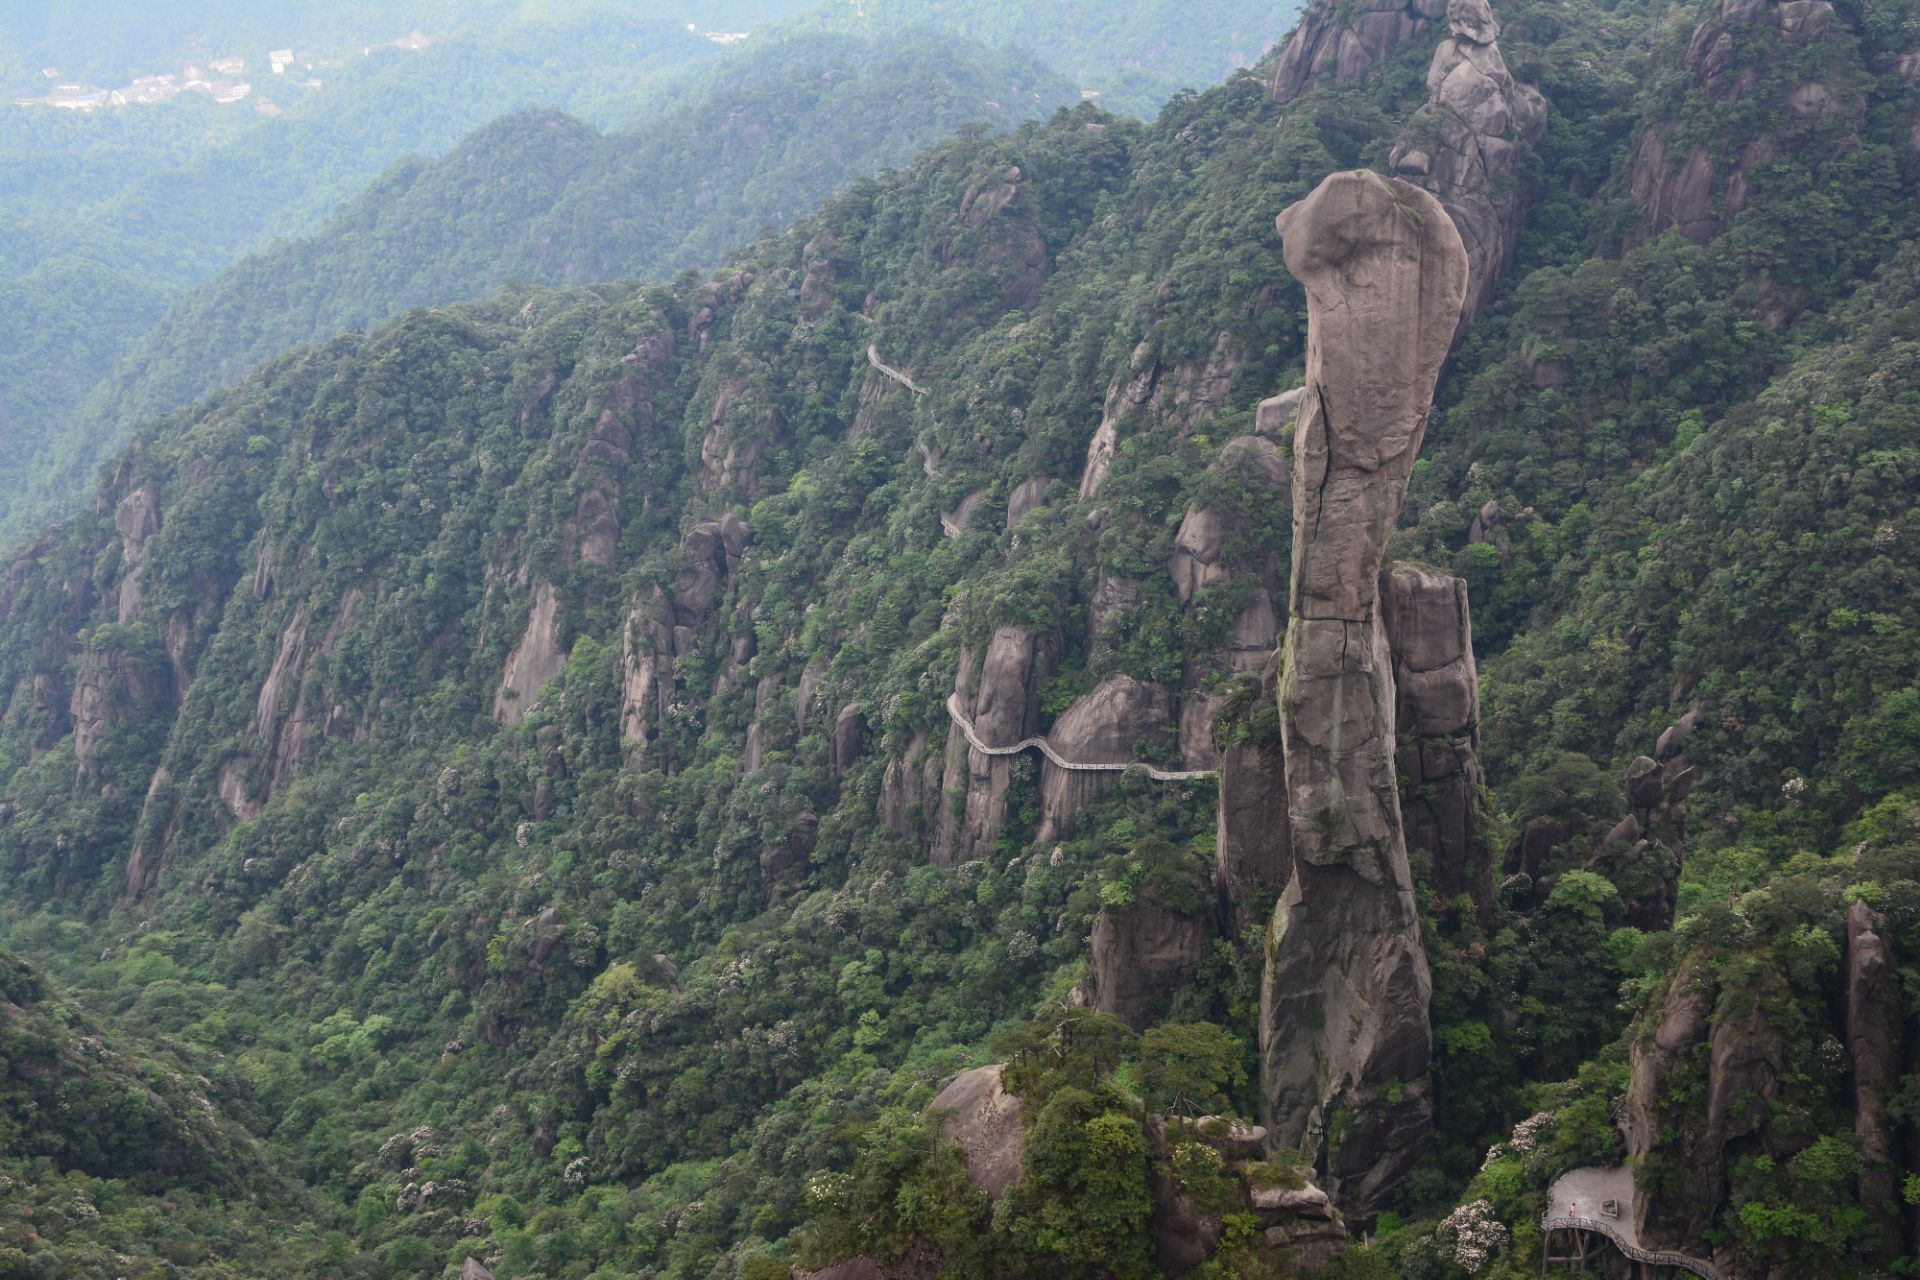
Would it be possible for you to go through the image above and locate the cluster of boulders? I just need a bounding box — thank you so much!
[847,1065,1351,1278]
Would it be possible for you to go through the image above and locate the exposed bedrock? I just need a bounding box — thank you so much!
[1389,0,1546,332]
[1260,171,1467,1216]
[1034,674,1173,843]
[931,625,1059,866]
[1079,852,1213,1031]
[1382,565,1491,911]
[1214,663,1292,936]
[1270,0,1448,102]
[1847,901,1905,1261]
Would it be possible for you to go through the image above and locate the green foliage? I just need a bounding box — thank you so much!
[1135,1022,1245,1118]
[0,0,1918,1275]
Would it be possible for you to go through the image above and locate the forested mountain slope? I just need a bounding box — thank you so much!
[0,10,727,545]
[26,32,1073,551]
[0,0,1915,1276]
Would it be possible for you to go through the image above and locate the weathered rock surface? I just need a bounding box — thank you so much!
[1006,476,1050,528]
[1382,565,1490,910]
[1033,674,1173,843]
[1255,387,1305,441]
[1261,171,1466,1215]
[70,641,168,783]
[1847,901,1904,1259]
[1082,880,1212,1030]
[1626,954,1789,1253]
[933,628,1059,865]
[1389,0,1546,331]
[930,1065,1024,1201]
[1270,0,1448,102]
[493,580,568,726]
[830,703,867,776]
[1215,672,1291,935]
[113,486,161,622]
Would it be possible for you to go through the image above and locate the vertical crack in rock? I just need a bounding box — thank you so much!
[1259,171,1468,1216]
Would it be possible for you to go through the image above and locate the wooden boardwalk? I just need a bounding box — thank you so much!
[945,693,1215,782]
[867,344,927,396]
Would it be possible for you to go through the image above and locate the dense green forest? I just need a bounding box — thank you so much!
[0,0,1303,552]
[0,0,1916,1275]
[0,9,732,545]
[11,30,1075,553]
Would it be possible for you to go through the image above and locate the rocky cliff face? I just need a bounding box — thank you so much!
[1033,673,1173,843]
[1627,0,1851,264]
[1382,565,1490,911]
[932,626,1059,866]
[1259,171,1467,1216]
[1388,0,1545,332]
[1269,0,1448,102]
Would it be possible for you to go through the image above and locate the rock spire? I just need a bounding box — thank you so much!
[1259,171,1468,1214]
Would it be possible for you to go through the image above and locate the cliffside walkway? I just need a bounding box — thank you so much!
[1540,1168,1722,1279]
[945,693,1216,782]
[868,344,928,396]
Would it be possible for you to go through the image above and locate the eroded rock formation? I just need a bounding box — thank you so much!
[1259,171,1467,1214]
[1382,565,1490,910]
[1034,674,1173,843]
[1389,0,1546,331]
[932,626,1059,866]
[1270,0,1448,102]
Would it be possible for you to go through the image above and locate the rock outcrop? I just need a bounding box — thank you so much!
[1270,0,1448,102]
[493,580,568,726]
[1382,565,1490,910]
[1081,871,1213,1030]
[1034,674,1174,843]
[930,1065,1024,1201]
[1259,171,1467,1215]
[932,627,1059,866]
[1626,955,1790,1257]
[70,640,168,784]
[1847,901,1904,1261]
[1389,0,1546,332]
[1214,669,1292,935]
[1628,0,1848,249]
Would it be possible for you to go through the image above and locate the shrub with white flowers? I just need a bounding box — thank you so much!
[1438,1199,1509,1274]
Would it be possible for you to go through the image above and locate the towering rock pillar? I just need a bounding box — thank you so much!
[1259,172,1468,1215]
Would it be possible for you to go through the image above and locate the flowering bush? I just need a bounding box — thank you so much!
[1437,1199,1509,1275]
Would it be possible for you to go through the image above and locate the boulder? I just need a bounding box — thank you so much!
[930,1065,1024,1200]
[1514,815,1569,877]
[1255,388,1305,441]
[1626,755,1664,812]
[1655,708,1704,761]
[1262,171,1466,1216]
